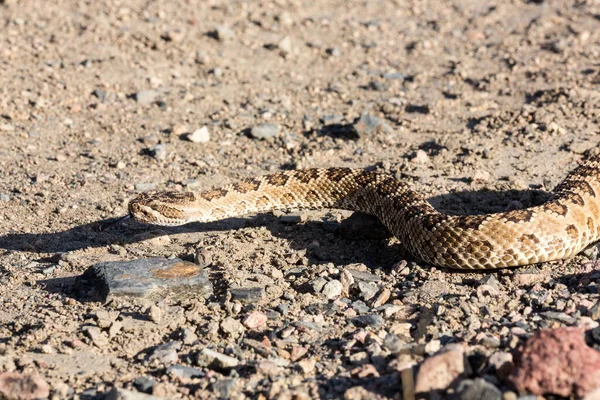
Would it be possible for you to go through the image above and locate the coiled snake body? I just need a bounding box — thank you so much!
[129,154,600,270]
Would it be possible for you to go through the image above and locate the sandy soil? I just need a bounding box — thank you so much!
[1,0,600,399]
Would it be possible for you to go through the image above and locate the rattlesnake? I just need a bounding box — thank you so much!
[128,154,600,269]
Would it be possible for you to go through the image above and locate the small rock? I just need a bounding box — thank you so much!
[172,125,187,136]
[358,281,379,301]
[456,378,501,400]
[134,182,157,192]
[539,311,575,324]
[0,372,49,400]
[415,344,467,393]
[197,348,239,369]
[133,377,157,393]
[92,89,107,102]
[167,364,204,380]
[214,25,234,42]
[473,170,491,183]
[0,124,15,132]
[351,113,391,137]
[105,387,161,400]
[326,47,340,57]
[214,379,236,399]
[0,194,10,202]
[186,126,210,143]
[135,90,158,105]
[195,50,210,64]
[83,326,109,347]
[277,36,293,54]
[508,327,600,397]
[243,311,268,330]
[148,341,181,364]
[212,67,223,78]
[412,149,429,164]
[149,144,168,160]
[368,80,387,91]
[351,314,384,328]
[322,280,343,299]
[249,123,279,140]
[180,328,198,345]
[221,317,245,338]
[347,269,381,283]
[148,305,163,324]
[76,258,212,302]
[229,287,264,303]
[320,114,344,126]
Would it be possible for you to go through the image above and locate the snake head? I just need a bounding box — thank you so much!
[128,192,196,226]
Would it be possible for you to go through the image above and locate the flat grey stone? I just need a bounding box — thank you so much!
[167,364,204,379]
[351,314,384,328]
[197,348,239,370]
[135,90,158,105]
[352,112,391,136]
[229,287,264,303]
[77,258,213,302]
[249,123,279,139]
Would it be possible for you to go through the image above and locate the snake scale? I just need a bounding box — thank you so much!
[128,153,600,270]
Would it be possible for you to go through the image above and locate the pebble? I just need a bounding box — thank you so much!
[0,372,49,400]
[351,112,392,137]
[148,304,163,324]
[351,314,384,328]
[249,123,280,139]
[347,269,381,283]
[214,25,235,42]
[358,281,379,301]
[456,378,502,400]
[92,89,107,102]
[149,144,168,160]
[186,126,211,143]
[180,328,198,345]
[320,115,344,125]
[134,182,157,192]
[167,364,204,380]
[212,67,223,78]
[322,280,343,299]
[214,379,236,399]
[412,149,430,164]
[195,50,210,64]
[197,348,239,369]
[148,341,181,364]
[0,124,15,131]
[105,387,161,400]
[0,194,10,202]
[221,317,245,338]
[368,80,387,91]
[415,344,466,393]
[133,377,157,393]
[243,311,268,329]
[83,326,109,347]
[135,90,158,105]
[229,287,265,303]
[277,36,293,54]
[327,47,341,57]
[76,258,213,302]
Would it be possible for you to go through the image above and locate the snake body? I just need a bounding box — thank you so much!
[129,154,600,270]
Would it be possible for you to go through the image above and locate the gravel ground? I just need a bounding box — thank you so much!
[1,0,600,399]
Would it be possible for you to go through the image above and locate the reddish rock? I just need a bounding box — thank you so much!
[508,327,600,397]
[415,343,468,393]
[0,372,50,400]
[243,311,268,330]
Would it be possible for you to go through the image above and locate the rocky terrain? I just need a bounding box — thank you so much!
[1,0,600,399]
